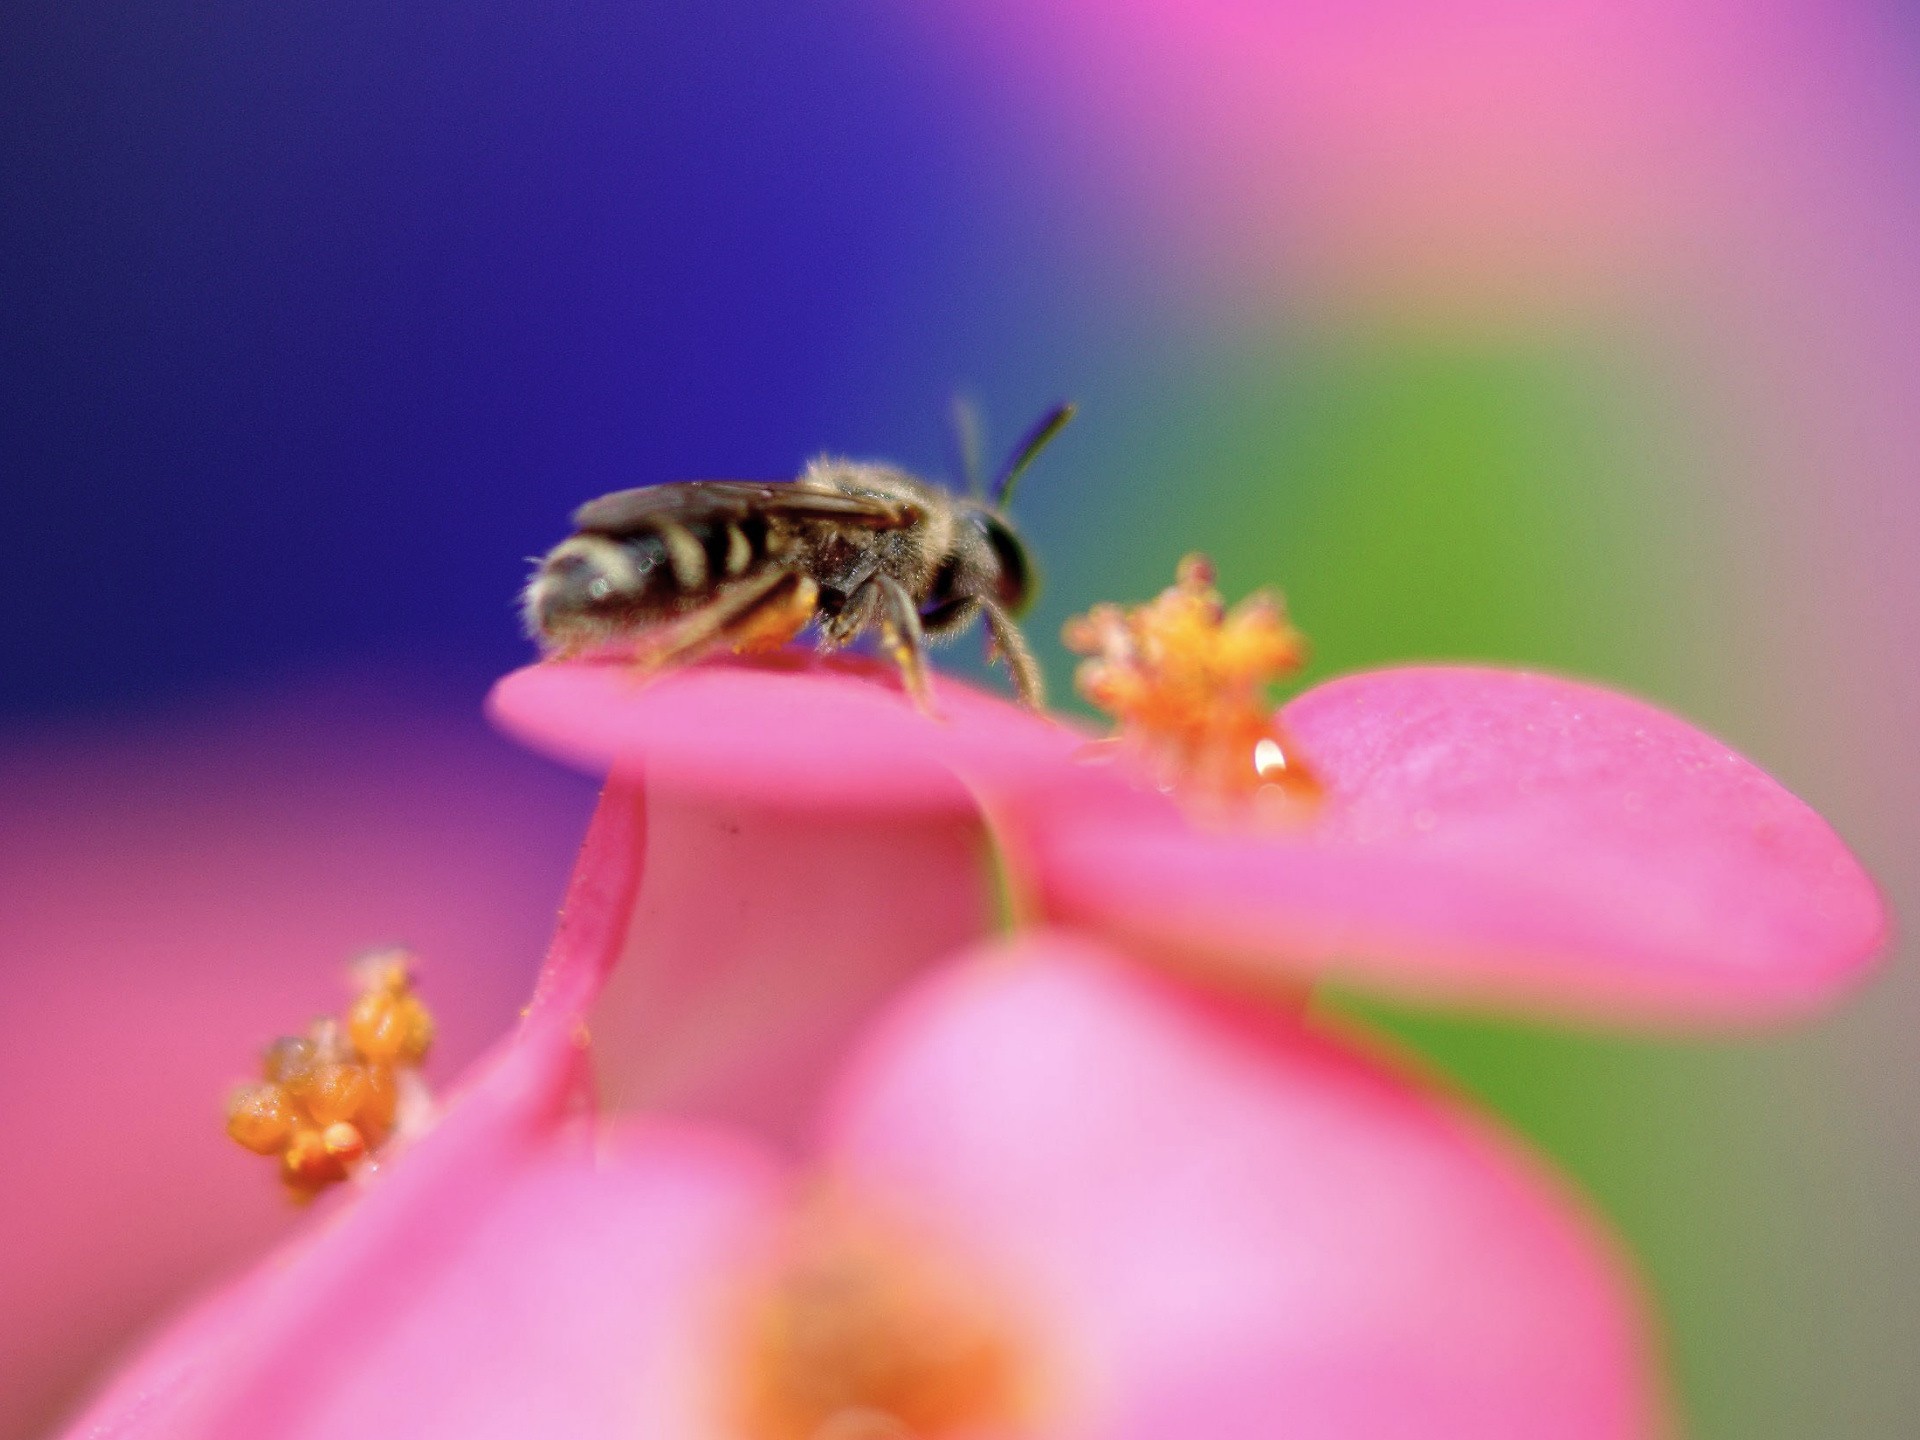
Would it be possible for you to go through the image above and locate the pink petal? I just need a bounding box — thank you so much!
[59,762,998,1435]
[822,933,1663,1439]
[585,784,997,1148]
[487,654,1088,811]
[57,776,663,1438]
[0,681,593,1439]
[1029,667,1888,1023]
[488,658,1052,1139]
[64,1122,783,1440]
[283,1122,781,1440]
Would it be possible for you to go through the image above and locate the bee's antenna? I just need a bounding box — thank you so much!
[949,392,986,497]
[990,401,1076,509]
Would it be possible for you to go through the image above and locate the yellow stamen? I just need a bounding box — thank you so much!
[1064,554,1321,815]
[348,979,435,1064]
[734,1202,1038,1440]
[280,1126,347,1198]
[224,948,435,1202]
[225,1083,296,1155]
[320,1121,367,1162]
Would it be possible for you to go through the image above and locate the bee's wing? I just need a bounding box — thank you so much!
[571,480,919,535]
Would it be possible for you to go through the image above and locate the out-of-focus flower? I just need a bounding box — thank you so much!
[60,782,1659,1437]
[51,572,1886,1436]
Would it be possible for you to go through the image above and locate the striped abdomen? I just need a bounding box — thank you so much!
[524,513,781,644]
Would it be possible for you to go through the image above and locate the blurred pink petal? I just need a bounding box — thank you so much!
[825,933,1661,1438]
[56,781,649,1437]
[286,1124,781,1439]
[583,785,997,1144]
[62,860,1663,1438]
[487,654,1087,811]
[491,646,1884,1025]
[1028,667,1888,1023]
[57,755,1003,1433]
[69,1119,781,1440]
[0,678,593,1439]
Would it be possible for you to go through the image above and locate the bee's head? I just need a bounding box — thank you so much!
[521,534,647,645]
[954,399,1072,620]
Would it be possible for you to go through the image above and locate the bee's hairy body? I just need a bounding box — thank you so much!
[523,456,1045,709]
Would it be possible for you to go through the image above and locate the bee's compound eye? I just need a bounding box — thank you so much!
[977,514,1033,615]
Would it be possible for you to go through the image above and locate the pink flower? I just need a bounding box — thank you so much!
[1026,665,1888,1024]
[64,790,1660,1438]
[54,603,1885,1437]
[491,649,1886,1027]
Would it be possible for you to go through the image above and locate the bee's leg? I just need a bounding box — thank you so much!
[979,598,1045,710]
[814,578,878,650]
[853,574,935,714]
[816,560,887,651]
[816,583,877,652]
[919,597,978,643]
[634,570,814,672]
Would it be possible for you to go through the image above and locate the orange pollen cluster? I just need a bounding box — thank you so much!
[1064,554,1321,812]
[735,1206,1036,1440]
[224,950,435,1202]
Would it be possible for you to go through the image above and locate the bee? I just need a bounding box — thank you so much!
[522,402,1073,710]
